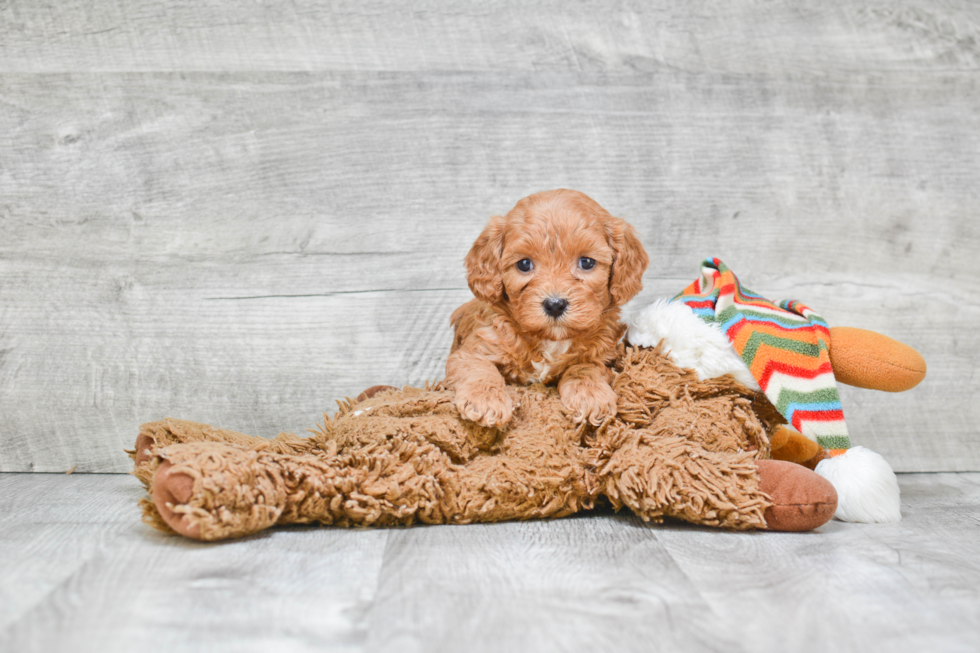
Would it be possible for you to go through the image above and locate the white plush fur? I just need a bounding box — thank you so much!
[628,299,760,390]
[815,446,902,523]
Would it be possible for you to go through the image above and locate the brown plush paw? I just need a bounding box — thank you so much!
[757,459,838,532]
[455,384,513,427]
[152,461,202,539]
[355,385,398,403]
[559,378,618,425]
[133,432,158,468]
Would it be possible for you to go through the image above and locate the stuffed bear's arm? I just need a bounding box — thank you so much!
[828,327,927,392]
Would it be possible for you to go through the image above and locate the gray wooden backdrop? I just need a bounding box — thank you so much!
[1,1,978,473]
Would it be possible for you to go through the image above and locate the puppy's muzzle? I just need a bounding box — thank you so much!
[542,297,568,318]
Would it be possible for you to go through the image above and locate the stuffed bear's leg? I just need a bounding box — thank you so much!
[133,419,267,466]
[599,432,771,530]
[597,431,836,531]
[131,419,318,488]
[145,435,454,541]
[133,383,397,469]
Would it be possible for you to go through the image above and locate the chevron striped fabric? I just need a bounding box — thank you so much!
[673,258,851,454]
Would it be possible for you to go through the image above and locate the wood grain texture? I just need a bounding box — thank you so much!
[2,1,979,73]
[0,473,390,652]
[1,472,978,652]
[656,474,980,652]
[1,2,979,472]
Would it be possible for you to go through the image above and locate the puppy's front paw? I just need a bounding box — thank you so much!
[560,378,618,425]
[455,384,513,428]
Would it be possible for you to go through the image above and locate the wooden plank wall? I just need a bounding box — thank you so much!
[1,1,978,473]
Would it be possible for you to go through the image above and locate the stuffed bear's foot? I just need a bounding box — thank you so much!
[145,442,292,541]
[355,385,398,402]
[134,419,265,467]
[131,418,274,488]
[756,459,838,531]
[133,431,157,468]
[152,460,202,539]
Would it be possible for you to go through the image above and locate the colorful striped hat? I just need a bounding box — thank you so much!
[673,258,851,454]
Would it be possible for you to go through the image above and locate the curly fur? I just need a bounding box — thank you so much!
[445,190,649,427]
[134,345,776,541]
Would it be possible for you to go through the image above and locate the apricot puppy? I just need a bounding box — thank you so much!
[446,189,649,427]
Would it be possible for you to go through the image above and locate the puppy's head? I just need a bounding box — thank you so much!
[465,189,648,339]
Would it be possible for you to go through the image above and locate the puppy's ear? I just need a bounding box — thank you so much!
[605,217,649,305]
[465,215,507,304]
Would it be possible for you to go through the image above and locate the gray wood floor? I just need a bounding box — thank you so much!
[1,472,978,653]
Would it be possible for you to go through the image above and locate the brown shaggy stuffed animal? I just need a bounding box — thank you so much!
[131,345,839,541]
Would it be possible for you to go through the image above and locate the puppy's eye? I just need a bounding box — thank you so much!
[578,257,596,270]
[516,259,534,272]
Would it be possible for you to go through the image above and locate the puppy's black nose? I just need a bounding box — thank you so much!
[542,297,568,318]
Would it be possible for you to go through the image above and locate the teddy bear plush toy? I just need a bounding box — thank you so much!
[131,259,925,541]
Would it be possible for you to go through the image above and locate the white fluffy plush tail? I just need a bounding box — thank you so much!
[815,446,902,523]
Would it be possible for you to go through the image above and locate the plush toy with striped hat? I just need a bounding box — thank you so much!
[628,258,927,523]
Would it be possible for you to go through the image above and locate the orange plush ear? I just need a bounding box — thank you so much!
[828,327,927,392]
[605,217,649,306]
[464,215,507,304]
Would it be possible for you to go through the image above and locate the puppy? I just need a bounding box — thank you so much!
[446,189,649,427]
